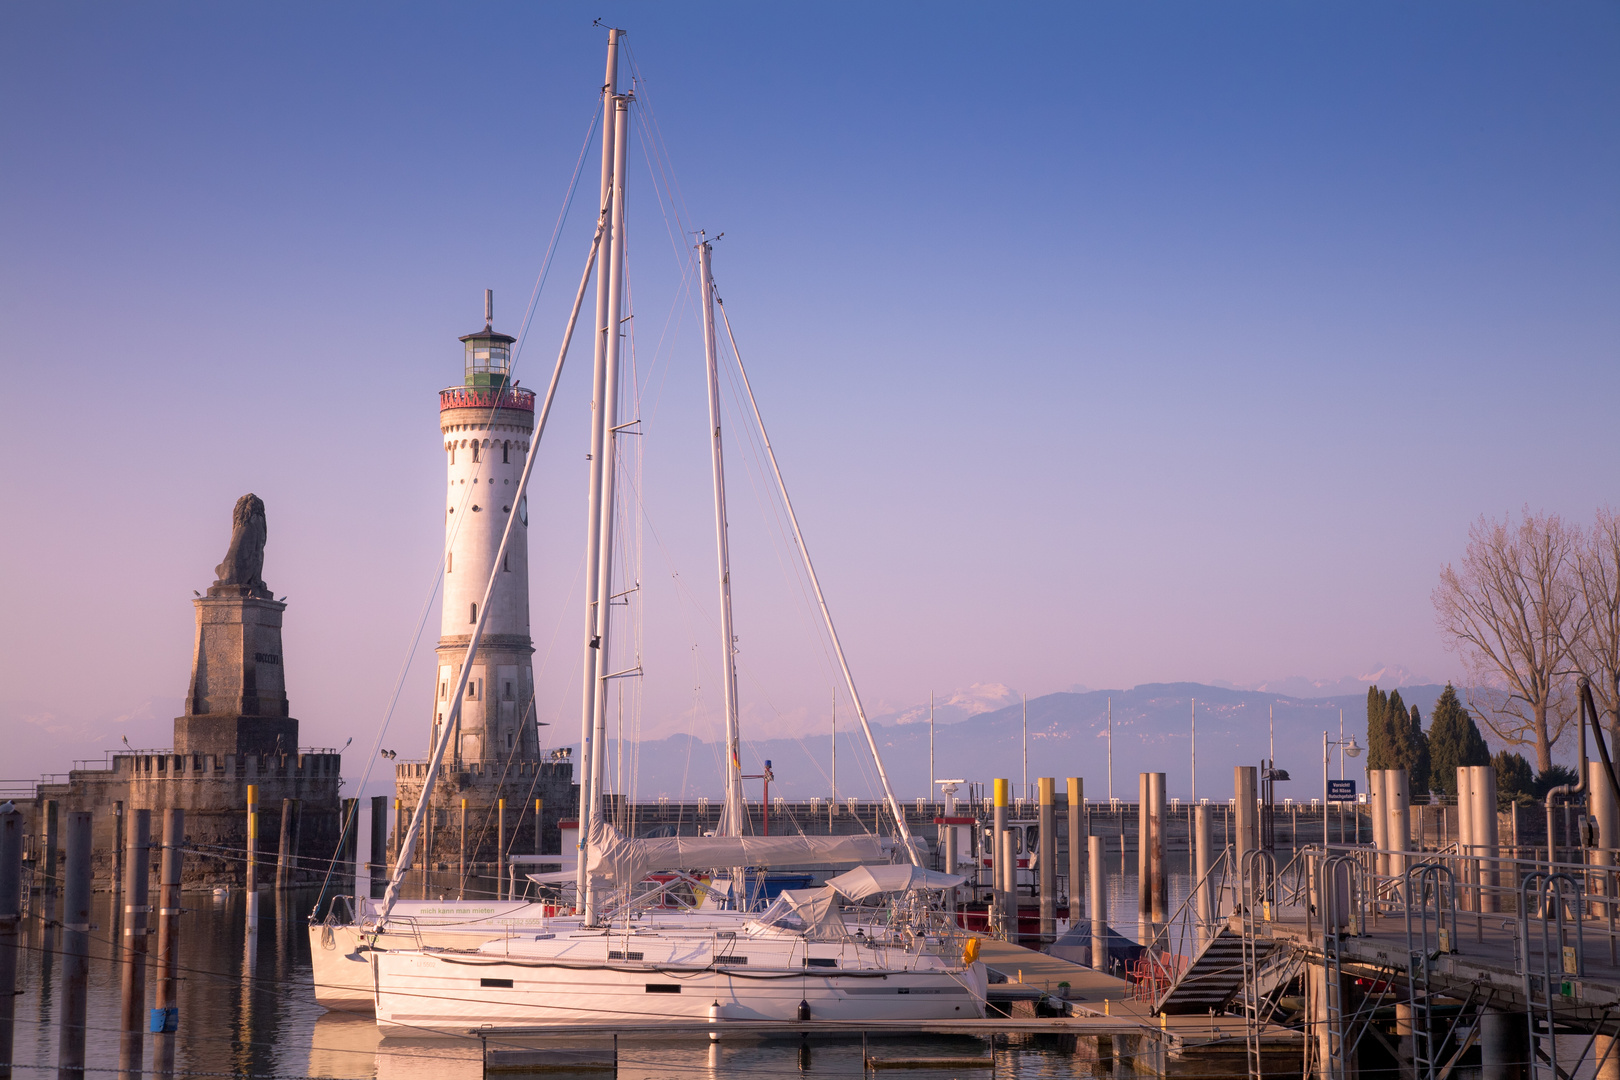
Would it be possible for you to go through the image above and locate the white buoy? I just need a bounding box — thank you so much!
[708,1000,723,1042]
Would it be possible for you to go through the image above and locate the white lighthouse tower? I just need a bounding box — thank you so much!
[433,291,539,764]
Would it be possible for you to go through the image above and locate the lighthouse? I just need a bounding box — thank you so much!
[385,292,574,896]
[434,290,539,764]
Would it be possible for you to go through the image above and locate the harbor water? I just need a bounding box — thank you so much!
[8,886,1105,1078]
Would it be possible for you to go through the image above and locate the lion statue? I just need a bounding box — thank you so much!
[213,493,268,591]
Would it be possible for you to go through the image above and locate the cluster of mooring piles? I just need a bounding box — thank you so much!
[925,692,1620,1080]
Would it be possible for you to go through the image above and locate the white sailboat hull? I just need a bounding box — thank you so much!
[309,901,568,1012]
[373,947,988,1033]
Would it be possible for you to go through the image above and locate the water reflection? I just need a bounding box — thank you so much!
[7,887,1091,1077]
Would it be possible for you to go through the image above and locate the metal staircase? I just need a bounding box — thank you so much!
[1155,916,1276,1014]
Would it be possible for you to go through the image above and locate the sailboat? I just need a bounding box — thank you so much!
[351,26,987,1032]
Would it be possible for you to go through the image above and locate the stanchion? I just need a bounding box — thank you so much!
[1038,778,1056,944]
[117,809,152,1080]
[246,785,259,934]
[276,797,293,890]
[153,808,184,1074]
[43,799,59,927]
[0,806,23,1079]
[370,795,388,901]
[58,811,92,1080]
[1066,778,1083,934]
[1089,834,1106,973]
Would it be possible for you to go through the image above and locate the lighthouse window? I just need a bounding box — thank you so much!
[505,682,513,699]
[507,733,514,749]
[472,443,480,463]
[503,553,510,572]
[446,553,452,573]
[470,602,477,623]
[502,442,510,463]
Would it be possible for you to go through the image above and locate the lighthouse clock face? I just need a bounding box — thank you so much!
[518,495,528,525]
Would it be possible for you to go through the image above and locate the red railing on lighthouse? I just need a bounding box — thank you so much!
[439,386,536,412]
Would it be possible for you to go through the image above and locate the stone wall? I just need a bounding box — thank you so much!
[34,750,343,887]
[392,759,574,873]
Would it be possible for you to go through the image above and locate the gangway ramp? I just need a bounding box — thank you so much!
[1155,918,1278,1015]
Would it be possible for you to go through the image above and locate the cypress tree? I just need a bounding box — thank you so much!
[1407,704,1431,799]
[1492,750,1534,803]
[1428,684,1490,798]
[1366,686,1393,769]
[1365,686,1430,796]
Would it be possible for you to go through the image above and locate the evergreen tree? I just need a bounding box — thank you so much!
[1365,686,1430,796]
[1533,764,1580,799]
[1407,704,1432,800]
[1366,686,1394,768]
[1428,684,1491,798]
[1493,750,1534,804]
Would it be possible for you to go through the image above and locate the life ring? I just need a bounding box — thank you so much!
[962,938,980,965]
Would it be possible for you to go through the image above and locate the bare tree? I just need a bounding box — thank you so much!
[1432,509,1583,773]
[1573,506,1620,733]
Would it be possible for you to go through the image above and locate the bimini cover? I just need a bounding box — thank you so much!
[757,887,847,940]
[584,821,887,888]
[825,864,967,900]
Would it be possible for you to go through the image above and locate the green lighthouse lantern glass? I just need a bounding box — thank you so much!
[460,324,516,391]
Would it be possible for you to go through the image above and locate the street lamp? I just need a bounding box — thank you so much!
[1323,733,1362,845]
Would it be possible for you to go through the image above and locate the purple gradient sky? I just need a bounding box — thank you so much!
[1,4,1616,782]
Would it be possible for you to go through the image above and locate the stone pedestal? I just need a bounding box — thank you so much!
[173,585,298,757]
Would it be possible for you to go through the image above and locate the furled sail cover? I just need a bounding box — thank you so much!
[584,822,888,888]
[825,864,967,900]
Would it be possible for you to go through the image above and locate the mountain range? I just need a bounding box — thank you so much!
[610,681,1454,805]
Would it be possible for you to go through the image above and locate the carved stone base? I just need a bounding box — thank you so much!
[176,590,296,757]
[173,714,300,758]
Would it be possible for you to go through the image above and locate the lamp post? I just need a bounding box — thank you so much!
[1323,731,1363,844]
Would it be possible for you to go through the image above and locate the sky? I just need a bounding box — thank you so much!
[1,3,1616,789]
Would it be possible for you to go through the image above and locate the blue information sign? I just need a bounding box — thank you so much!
[1327,779,1357,802]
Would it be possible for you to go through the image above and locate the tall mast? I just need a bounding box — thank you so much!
[830,690,836,828]
[576,25,621,913]
[928,691,934,804]
[582,90,631,925]
[698,240,745,837]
